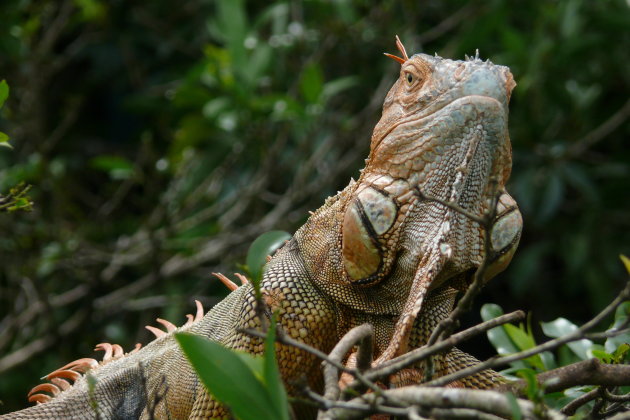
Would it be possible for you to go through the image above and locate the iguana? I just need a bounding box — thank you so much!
[0,37,522,419]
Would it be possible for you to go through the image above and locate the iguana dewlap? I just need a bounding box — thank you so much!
[0,38,522,420]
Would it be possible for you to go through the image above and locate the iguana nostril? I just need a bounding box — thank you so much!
[454,63,466,81]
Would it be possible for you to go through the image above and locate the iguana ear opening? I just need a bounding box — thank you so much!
[485,193,522,282]
[342,187,397,285]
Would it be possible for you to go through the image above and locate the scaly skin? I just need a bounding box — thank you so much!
[0,40,522,419]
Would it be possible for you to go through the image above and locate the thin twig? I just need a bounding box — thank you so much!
[603,389,630,403]
[343,310,525,393]
[414,188,486,225]
[501,359,630,396]
[429,407,505,420]
[584,326,630,341]
[321,324,374,402]
[560,387,601,415]
[303,385,411,419]
[568,98,630,157]
[240,326,381,394]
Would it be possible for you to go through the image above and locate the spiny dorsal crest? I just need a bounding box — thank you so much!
[26,300,206,405]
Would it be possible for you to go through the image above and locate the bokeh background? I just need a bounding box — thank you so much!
[0,0,628,412]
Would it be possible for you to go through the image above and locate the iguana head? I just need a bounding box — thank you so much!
[342,38,517,281]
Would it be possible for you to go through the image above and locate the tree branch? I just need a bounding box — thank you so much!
[327,387,565,420]
[499,359,630,396]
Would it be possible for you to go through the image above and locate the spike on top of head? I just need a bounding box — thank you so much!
[384,35,409,65]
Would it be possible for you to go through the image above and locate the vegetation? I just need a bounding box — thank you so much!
[0,0,628,415]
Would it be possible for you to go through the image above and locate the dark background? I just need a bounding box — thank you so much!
[0,0,628,413]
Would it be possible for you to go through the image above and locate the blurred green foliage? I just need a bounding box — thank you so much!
[0,0,628,413]
[0,80,10,149]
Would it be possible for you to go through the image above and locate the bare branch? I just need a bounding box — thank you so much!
[327,387,566,420]
[500,359,630,396]
[321,324,374,402]
[241,326,381,396]
[357,310,524,386]
[603,389,630,403]
[560,387,602,416]
[568,98,630,157]
[414,188,486,225]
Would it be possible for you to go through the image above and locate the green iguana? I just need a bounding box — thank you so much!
[0,37,522,419]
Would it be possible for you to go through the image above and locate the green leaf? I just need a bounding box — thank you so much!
[247,44,272,84]
[235,351,264,380]
[480,303,504,321]
[0,132,12,149]
[263,315,289,420]
[215,0,248,87]
[300,63,324,104]
[538,351,557,371]
[246,230,291,287]
[321,76,358,102]
[504,324,536,350]
[621,254,630,275]
[481,304,529,369]
[591,349,614,364]
[482,304,516,354]
[503,324,545,370]
[175,333,281,420]
[541,318,593,360]
[605,301,630,353]
[517,369,541,402]
[505,392,522,420]
[8,197,31,212]
[90,155,134,180]
[0,80,8,108]
[612,343,630,363]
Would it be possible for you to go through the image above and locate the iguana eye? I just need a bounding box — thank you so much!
[407,73,413,84]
